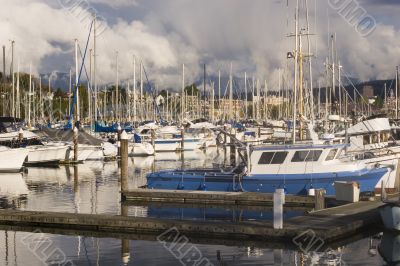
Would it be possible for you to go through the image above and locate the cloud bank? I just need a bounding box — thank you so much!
[1,0,400,90]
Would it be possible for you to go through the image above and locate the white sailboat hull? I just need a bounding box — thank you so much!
[129,142,155,156]
[67,145,102,161]
[154,140,180,152]
[0,147,28,172]
[26,145,69,165]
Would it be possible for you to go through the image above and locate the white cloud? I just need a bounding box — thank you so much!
[1,0,400,90]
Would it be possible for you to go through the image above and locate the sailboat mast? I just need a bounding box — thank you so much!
[115,51,119,121]
[218,70,221,120]
[245,72,248,119]
[75,39,79,125]
[203,64,206,118]
[68,69,71,119]
[292,0,299,144]
[140,61,143,121]
[181,63,185,122]
[28,64,32,127]
[305,0,314,122]
[264,80,268,119]
[229,63,233,121]
[396,66,399,119]
[93,14,98,123]
[11,40,15,117]
[39,77,43,122]
[16,63,20,118]
[133,56,137,122]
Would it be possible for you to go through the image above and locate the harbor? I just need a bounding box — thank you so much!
[1,0,400,265]
[0,155,397,265]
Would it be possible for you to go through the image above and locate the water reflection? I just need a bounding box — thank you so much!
[379,231,400,265]
[0,229,389,266]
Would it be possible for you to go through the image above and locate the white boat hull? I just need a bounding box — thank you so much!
[87,142,118,160]
[26,145,69,165]
[0,147,28,172]
[129,143,155,156]
[154,140,180,152]
[68,145,102,161]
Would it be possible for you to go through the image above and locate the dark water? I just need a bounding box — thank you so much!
[0,148,394,265]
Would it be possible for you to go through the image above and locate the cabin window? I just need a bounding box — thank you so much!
[381,133,390,142]
[363,135,370,145]
[372,134,379,144]
[271,152,288,164]
[258,152,288,165]
[325,149,338,161]
[258,152,275,164]
[291,151,310,162]
[305,150,323,162]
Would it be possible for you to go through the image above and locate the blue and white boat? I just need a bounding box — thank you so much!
[146,143,388,195]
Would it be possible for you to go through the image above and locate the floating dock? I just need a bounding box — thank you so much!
[122,189,317,207]
[0,199,389,247]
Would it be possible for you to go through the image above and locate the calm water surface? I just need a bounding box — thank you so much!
[0,148,394,265]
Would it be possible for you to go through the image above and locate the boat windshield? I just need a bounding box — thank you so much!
[258,152,288,164]
[292,150,323,162]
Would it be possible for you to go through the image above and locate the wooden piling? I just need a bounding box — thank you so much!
[18,128,23,141]
[223,125,227,144]
[180,126,185,151]
[151,129,155,151]
[120,131,129,195]
[117,124,122,157]
[315,189,326,211]
[73,127,78,162]
[73,165,79,193]
[230,128,236,166]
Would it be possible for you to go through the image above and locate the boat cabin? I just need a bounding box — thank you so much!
[249,144,346,175]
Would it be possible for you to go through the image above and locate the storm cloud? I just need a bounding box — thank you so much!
[1,0,399,89]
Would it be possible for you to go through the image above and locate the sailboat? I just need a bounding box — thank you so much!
[0,146,28,173]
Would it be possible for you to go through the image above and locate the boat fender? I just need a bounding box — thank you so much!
[197,182,207,191]
[284,186,288,194]
[177,182,185,190]
[308,185,315,196]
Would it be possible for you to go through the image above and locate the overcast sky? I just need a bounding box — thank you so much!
[1,0,400,89]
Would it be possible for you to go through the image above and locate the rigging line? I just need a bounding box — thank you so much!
[141,64,162,121]
[67,20,94,128]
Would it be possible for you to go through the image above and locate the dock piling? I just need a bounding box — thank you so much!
[117,124,122,157]
[180,126,185,151]
[18,128,23,141]
[314,189,326,211]
[151,129,155,151]
[273,189,285,229]
[120,130,129,195]
[73,127,78,162]
[230,128,236,166]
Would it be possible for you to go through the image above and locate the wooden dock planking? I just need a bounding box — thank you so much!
[0,199,387,245]
[122,189,316,207]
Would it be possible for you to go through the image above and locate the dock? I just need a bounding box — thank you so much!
[122,189,317,207]
[0,199,388,248]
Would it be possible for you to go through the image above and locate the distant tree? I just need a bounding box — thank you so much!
[159,89,168,98]
[184,84,199,96]
[54,88,65,98]
[373,96,383,108]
